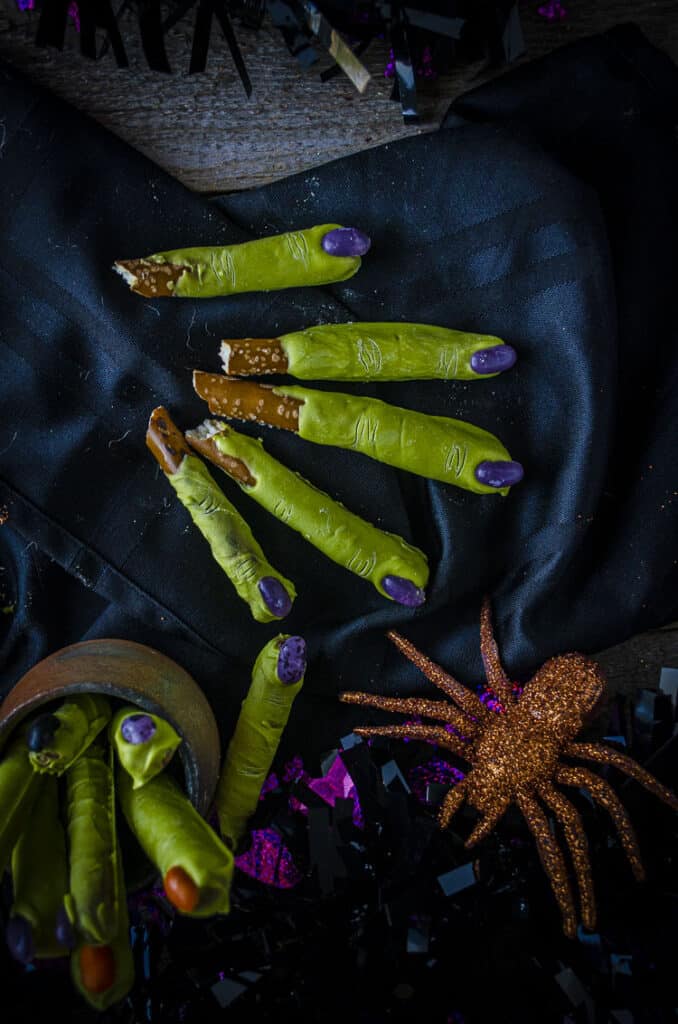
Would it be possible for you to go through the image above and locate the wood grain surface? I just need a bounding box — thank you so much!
[1,1,677,193]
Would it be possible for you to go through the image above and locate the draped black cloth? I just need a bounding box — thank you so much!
[1,24,677,761]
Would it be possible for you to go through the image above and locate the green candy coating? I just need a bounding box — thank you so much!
[208,425,429,600]
[118,769,233,917]
[64,743,120,945]
[151,224,360,298]
[277,322,507,381]
[110,706,182,790]
[0,736,43,878]
[279,385,514,496]
[28,694,111,776]
[71,846,134,1011]
[168,454,296,623]
[216,635,305,849]
[10,777,69,959]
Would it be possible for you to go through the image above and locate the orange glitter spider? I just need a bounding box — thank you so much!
[339,598,678,937]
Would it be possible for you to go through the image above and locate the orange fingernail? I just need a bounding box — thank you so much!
[164,865,199,913]
[79,944,116,993]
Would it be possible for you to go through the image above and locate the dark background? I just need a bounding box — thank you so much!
[1,20,678,1024]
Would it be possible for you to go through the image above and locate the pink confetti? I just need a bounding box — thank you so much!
[235,828,303,889]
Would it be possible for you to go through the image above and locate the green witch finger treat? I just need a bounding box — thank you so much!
[216,635,306,849]
[147,406,296,622]
[27,693,111,775]
[118,768,233,917]
[111,706,182,789]
[114,224,370,299]
[64,741,120,945]
[193,374,525,495]
[71,847,134,1011]
[5,777,70,964]
[0,735,43,877]
[220,322,518,382]
[186,420,428,607]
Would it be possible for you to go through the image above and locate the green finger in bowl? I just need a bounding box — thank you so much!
[26,694,111,776]
[118,768,233,918]
[111,707,182,789]
[63,741,120,946]
[0,734,43,877]
[6,777,70,964]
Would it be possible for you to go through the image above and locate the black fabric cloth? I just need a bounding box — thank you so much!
[1,25,677,760]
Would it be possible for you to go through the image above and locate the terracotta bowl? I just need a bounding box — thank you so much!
[0,639,221,816]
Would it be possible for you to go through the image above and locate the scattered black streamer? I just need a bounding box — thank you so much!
[35,0,70,50]
[389,4,418,123]
[189,0,251,95]
[21,0,526,102]
[137,0,172,71]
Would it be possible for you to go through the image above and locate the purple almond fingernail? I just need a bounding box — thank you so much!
[381,576,426,607]
[258,577,293,618]
[470,344,517,375]
[277,636,307,685]
[55,906,75,950]
[121,713,157,745]
[475,460,524,489]
[321,227,371,258]
[6,915,34,965]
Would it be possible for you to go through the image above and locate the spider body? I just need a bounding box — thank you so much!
[340,602,677,937]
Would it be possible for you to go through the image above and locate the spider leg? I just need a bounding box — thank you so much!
[351,723,471,761]
[339,692,478,738]
[439,779,467,829]
[479,596,514,709]
[538,781,596,931]
[516,789,578,938]
[566,742,678,812]
[556,766,645,881]
[464,800,511,848]
[387,631,490,723]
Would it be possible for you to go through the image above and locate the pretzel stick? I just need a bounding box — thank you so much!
[147,406,295,622]
[192,374,524,495]
[114,224,370,299]
[220,323,517,381]
[186,419,428,606]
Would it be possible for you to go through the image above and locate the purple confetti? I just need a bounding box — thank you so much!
[68,1,80,32]
[237,750,365,887]
[477,681,523,714]
[384,44,438,80]
[306,754,364,828]
[259,771,279,799]
[282,755,306,784]
[537,0,567,20]
[408,757,465,804]
[235,828,303,888]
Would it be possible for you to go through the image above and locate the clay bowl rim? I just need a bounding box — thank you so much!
[0,638,221,817]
